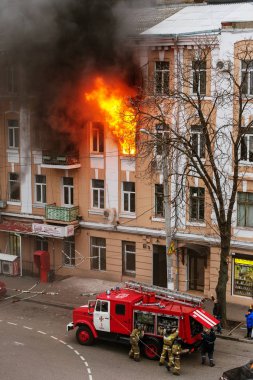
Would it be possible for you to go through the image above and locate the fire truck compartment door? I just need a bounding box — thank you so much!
[190,309,219,329]
[93,300,110,332]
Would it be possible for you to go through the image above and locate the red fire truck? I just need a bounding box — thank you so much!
[67,281,219,360]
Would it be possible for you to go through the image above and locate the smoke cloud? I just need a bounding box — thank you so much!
[0,0,143,151]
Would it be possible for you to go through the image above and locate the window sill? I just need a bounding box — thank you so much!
[90,268,106,272]
[7,148,19,153]
[33,203,46,209]
[152,217,165,222]
[88,209,104,215]
[90,153,104,158]
[123,272,136,277]
[7,201,21,206]
[239,161,253,166]
[119,213,136,219]
[186,221,206,227]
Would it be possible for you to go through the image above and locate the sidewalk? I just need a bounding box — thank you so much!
[1,274,252,344]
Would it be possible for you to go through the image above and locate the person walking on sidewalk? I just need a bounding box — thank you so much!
[245,308,253,339]
[211,296,222,334]
[201,327,216,367]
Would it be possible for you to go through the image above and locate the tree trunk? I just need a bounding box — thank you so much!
[215,234,230,328]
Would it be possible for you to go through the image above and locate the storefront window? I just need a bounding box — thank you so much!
[233,257,253,297]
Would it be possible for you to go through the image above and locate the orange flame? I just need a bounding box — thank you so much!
[85,76,136,155]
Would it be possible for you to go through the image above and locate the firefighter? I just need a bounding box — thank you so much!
[169,336,182,376]
[201,327,216,367]
[129,323,144,362]
[159,328,178,367]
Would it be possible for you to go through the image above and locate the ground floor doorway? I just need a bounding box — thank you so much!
[153,245,167,287]
[188,249,205,291]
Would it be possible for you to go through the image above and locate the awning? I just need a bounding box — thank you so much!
[0,221,32,234]
[190,309,219,329]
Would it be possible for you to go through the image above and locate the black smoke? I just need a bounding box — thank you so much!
[0,0,142,151]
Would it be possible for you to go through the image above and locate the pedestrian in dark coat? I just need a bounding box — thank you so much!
[201,328,216,367]
[245,309,253,339]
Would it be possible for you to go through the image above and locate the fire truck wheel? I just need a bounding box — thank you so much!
[142,338,161,360]
[76,326,94,346]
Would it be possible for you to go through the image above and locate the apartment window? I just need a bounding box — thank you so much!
[92,179,104,209]
[192,60,206,95]
[91,122,104,153]
[9,172,20,201]
[240,131,253,162]
[63,177,73,206]
[122,241,136,275]
[241,60,253,95]
[189,187,205,221]
[63,237,75,266]
[191,126,205,158]
[9,233,20,256]
[35,175,46,204]
[90,237,106,271]
[155,184,164,217]
[8,119,19,148]
[122,182,135,213]
[155,61,169,95]
[35,237,48,251]
[237,192,253,227]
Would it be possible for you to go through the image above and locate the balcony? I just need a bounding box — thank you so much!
[45,205,79,224]
[41,151,81,169]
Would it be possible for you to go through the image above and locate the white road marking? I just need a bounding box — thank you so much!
[89,376,92,380]
[8,322,17,326]
[80,356,85,361]
[59,340,67,345]
[87,368,91,374]
[37,330,46,335]
[67,345,73,349]
[74,350,80,355]
[50,336,58,340]
[14,341,24,346]
[23,326,33,330]
[85,362,88,367]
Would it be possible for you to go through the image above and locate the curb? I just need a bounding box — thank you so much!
[216,334,253,344]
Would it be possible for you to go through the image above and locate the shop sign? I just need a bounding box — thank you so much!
[233,256,253,297]
[32,223,74,237]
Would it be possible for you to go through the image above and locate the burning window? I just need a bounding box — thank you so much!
[92,179,104,209]
[91,122,104,153]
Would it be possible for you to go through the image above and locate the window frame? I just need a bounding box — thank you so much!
[35,174,46,204]
[192,60,206,95]
[63,177,74,206]
[8,172,20,202]
[91,122,104,153]
[240,132,253,163]
[9,233,20,256]
[122,181,135,213]
[191,126,205,158]
[7,119,19,149]
[237,192,253,227]
[241,60,253,96]
[91,179,105,209]
[155,184,164,218]
[122,241,136,275]
[90,237,106,271]
[189,187,205,222]
[154,61,169,96]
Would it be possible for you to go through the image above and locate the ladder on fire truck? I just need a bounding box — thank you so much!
[125,281,205,307]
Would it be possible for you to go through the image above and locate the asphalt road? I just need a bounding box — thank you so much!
[0,297,252,380]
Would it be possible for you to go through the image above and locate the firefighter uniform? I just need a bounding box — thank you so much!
[169,338,182,376]
[159,329,178,366]
[129,325,144,361]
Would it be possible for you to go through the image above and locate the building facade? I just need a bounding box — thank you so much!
[0,2,253,306]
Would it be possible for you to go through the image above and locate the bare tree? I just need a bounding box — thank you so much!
[132,38,253,325]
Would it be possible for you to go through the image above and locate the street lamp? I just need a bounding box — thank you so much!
[140,128,174,290]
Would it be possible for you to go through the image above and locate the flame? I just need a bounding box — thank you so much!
[85,76,136,155]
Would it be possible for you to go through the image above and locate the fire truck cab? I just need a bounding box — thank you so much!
[67,281,219,360]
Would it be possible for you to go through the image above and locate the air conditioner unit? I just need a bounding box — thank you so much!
[2,261,12,275]
[216,60,232,72]
[103,208,118,224]
[0,200,7,208]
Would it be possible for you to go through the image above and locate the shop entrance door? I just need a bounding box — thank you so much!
[189,252,205,291]
[153,245,167,287]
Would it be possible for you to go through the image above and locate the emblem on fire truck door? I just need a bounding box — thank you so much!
[99,315,105,329]
[115,293,129,299]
